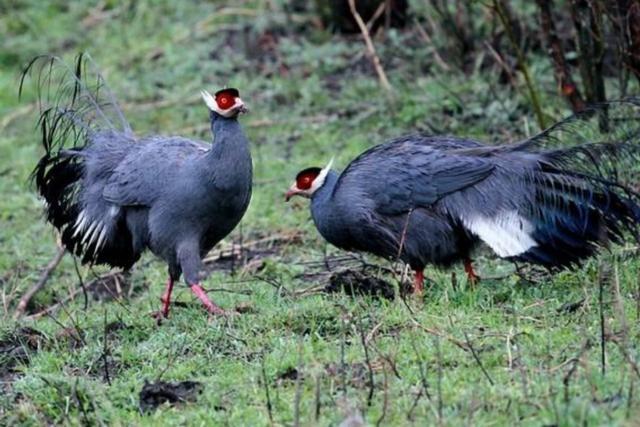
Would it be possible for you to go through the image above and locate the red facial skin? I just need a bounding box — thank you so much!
[296,173,316,190]
[215,92,235,110]
[285,170,320,201]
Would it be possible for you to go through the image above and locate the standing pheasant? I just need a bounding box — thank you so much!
[22,54,252,318]
[286,102,640,293]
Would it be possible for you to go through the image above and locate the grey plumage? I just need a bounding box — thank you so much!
[22,54,252,293]
[294,101,640,277]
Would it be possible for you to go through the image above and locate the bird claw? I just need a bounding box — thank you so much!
[190,284,235,317]
[464,260,480,287]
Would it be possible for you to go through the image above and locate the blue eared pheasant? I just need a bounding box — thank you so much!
[22,55,252,318]
[286,103,640,293]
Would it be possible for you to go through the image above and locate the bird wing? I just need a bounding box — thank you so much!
[336,135,496,215]
[103,137,208,206]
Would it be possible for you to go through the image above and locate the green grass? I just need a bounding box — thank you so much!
[2,0,640,425]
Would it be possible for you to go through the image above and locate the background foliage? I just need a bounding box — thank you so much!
[1,0,640,425]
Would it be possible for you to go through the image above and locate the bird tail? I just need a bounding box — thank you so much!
[22,54,137,267]
[513,102,640,268]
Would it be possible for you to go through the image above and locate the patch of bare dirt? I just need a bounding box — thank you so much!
[203,231,302,275]
[86,271,132,301]
[325,269,396,300]
[0,327,46,394]
[139,380,203,412]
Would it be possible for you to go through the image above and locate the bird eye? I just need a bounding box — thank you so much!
[297,175,315,190]
[216,94,234,109]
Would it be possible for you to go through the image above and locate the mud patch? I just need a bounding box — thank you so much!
[87,272,132,301]
[139,380,204,412]
[275,366,300,386]
[0,327,46,370]
[203,232,301,275]
[0,327,46,394]
[557,298,585,314]
[325,270,396,300]
[55,327,85,350]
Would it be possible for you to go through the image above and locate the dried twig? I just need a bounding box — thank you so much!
[376,363,389,427]
[463,329,494,386]
[563,338,592,403]
[493,0,546,128]
[484,41,517,87]
[314,373,322,422]
[570,0,606,105]
[102,309,111,385]
[14,246,66,319]
[598,261,610,376]
[535,0,586,111]
[435,336,443,422]
[25,270,121,320]
[261,353,274,425]
[414,19,451,72]
[356,314,375,407]
[203,231,301,263]
[348,0,392,93]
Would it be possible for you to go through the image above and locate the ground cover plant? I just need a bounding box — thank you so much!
[1,0,640,425]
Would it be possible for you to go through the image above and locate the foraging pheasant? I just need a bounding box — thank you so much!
[286,102,640,293]
[22,54,252,318]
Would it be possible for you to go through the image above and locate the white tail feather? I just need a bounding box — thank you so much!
[463,210,537,257]
[94,226,108,251]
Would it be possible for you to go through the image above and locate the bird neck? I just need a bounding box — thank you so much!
[207,114,248,159]
[310,170,341,243]
[311,170,339,204]
[201,113,252,190]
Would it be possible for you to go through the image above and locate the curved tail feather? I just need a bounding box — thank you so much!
[516,145,640,268]
[23,54,138,268]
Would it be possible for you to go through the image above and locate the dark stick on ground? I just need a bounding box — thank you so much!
[357,314,375,407]
[563,338,592,404]
[626,377,635,419]
[407,335,431,420]
[314,374,322,422]
[25,270,124,320]
[293,337,303,427]
[435,336,443,422]
[637,267,640,322]
[102,309,111,385]
[463,329,494,386]
[13,246,65,319]
[261,353,274,425]
[599,262,609,376]
[76,259,88,311]
[58,300,87,347]
[410,337,431,399]
[376,364,388,427]
[340,312,347,396]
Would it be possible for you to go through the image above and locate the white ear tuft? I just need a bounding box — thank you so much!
[201,90,217,111]
[308,156,336,195]
[323,157,335,173]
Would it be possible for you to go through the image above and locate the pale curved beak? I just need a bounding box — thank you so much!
[234,98,248,114]
[285,184,299,202]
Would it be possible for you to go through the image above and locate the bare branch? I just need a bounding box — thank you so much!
[348,0,392,93]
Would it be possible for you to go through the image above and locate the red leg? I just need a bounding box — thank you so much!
[413,269,424,294]
[190,284,226,315]
[464,259,480,285]
[161,278,174,318]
